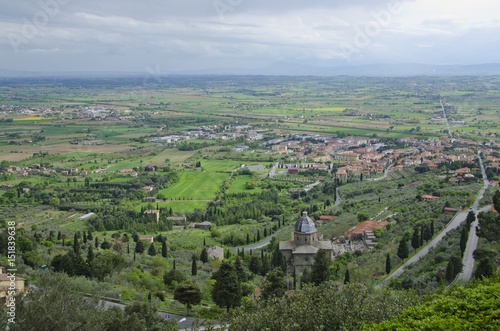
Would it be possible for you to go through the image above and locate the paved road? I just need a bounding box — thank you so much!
[378,154,490,287]
[457,152,490,281]
[101,300,196,328]
[304,181,320,192]
[440,98,455,142]
[269,161,279,179]
[367,164,392,182]
[230,225,293,251]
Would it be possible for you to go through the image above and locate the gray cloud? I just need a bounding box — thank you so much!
[0,0,498,72]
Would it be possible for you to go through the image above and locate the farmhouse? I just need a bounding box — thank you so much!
[421,194,440,201]
[140,236,154,243]
[0,267,26,305]
[144,197,156,203]
[279,212,334,274]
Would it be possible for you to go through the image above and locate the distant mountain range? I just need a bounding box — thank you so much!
[173,62,500,76]
[2,63,500,78]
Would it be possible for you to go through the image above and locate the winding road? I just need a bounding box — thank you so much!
[457,152,490,281]
[378,152,490,287]
[230,225,293,251]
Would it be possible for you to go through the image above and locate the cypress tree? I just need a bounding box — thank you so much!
[87,245,94,264]
[234,256,246,282]
[73,233,80,255]
[344,269,350,284]
[203,238,206,246]
[260,255,271,276]
[385,253,391,274]
[246,233,250,245]
[83,231,87,244]
[249,255,260,274]
[423,223,432,241]
[95,237,98,249]
[162,241,168,258]
[87,229,93,241]
[411,227,420,252]
[264,228,268,237]
[191,254,197,276]
[127,243,130,254]
[430,220,435,237]
[420,224,424,247]
[173,259,176,270]
[200,248,209,263]
[445,261,455,282]
[57,231,62,240]
[257,230,261,241]
[460,227,468,257]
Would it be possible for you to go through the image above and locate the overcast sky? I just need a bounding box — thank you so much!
[1,0,499,73]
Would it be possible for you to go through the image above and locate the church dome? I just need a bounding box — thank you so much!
[294,211,317,233]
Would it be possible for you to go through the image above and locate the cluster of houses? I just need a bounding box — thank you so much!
[0,164,89,178]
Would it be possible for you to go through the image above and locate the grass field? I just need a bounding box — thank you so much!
[226,175,263,194]
[158,171,229,200]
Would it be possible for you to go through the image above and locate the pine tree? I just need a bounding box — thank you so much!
[162,241,168,258]
[200,248,208,263]
[475,257,494,279]
[397,238,409,262]
[311,249,330,285]
[385,253,391,274]
[191,255,197,276]
[212,261,242,312]
[344,269,350,284]
[148,243,157,256]
[135,241,145,254]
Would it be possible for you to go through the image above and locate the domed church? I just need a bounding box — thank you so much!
[279,211,334,274]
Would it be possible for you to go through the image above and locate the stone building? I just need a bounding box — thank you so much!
[279,211,334,274]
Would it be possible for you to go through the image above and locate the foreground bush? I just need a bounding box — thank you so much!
[225,281,422,331]
[364,276,500,330]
